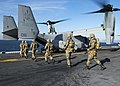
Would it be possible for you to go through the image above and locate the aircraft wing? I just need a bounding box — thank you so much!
[73,27,104,37]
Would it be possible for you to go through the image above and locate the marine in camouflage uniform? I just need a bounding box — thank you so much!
[64,34,75,67]
[44,39,55,64]
[30,39,39,61]
[20,40,25,57]
[24,41,29,58]
[86,34,106,70]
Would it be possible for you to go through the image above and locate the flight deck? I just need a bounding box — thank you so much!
[0,49,120,86]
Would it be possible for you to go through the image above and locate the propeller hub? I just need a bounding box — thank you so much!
[86,0,120,14]
[104,4,113,11]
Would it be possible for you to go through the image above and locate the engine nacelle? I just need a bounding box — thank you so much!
[104,12,115,44]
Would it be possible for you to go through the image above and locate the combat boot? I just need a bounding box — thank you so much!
[34,58,38,62]
[45,60,50,64]
[32,57,36,60]
[68,65,72,68]
[52,59,55,64]
[20,55,24,58]
[25,56,28,59]
[86,66,90,70]
[100,64,106,70]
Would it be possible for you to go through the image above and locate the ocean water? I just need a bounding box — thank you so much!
[0,40,43,52]
[100,42,118,46]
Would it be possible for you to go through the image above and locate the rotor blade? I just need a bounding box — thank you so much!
[85,9,105,14]
[116,35,120,36]
[113,8,120,11]
[92,0,107,7]
[37,22,47,25]
[51,19,69,24]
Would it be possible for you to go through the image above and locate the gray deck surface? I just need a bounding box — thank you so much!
[0,49,120,86]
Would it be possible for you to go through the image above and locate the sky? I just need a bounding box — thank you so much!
[0,0,120,41]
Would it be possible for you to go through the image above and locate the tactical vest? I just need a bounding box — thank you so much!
[65,39,75,52]
[46,43,53,52]
[31,42,38,50]
[24,43,29,49]
[68,40,75,48]
[89,39,97,50]
[88,38,97,56]
[20,43,24,49]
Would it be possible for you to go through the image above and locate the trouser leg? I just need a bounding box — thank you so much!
[94,56,101,65]
[50,53,55,64]
[32,50,36,59]
[86,54,92,66]
[20,49,23,57]
[86,54,92,70]
[24,50,27,57]
[94,56,106,70]
[24,52,26,59]
[49,52,54,60]
[66,52,72,66]
[24,51,28,59]
[45,53,48,62]
[32,53,35,58]
[20,51,22,57]
[25,49,28,57]
[32,50,37,62]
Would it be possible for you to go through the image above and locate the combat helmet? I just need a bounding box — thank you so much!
[47,39,51,43]
[22,40,25,43]
[25,40,27,43]
[68,33,72,39]
[32,39,35,42]
[90,33,95,38]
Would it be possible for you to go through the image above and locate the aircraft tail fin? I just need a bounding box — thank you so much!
[18,5,39,39]
[2,16,18,40]
[104,12,115,44]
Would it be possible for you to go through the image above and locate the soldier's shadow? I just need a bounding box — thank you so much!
[72,59,87,67]
[110,48,120,52]
[100,58,111,64]
[89,58,110,69]
[36,58,45,62]
[57,56,77,63]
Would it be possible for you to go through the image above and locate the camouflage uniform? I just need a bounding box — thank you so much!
[86,34,106,70]
[64,34,75,67]
[24,41,29,58]
[30,39,38,60]
[44,39,55,63]
[20,40,25,57]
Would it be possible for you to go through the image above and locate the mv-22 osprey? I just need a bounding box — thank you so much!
[2,1,120,51]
